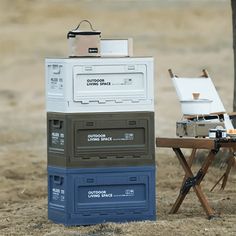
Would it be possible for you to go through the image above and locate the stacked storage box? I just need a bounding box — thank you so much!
[45,57,156,225]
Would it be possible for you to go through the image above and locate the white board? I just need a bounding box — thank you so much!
[172,77,225,114]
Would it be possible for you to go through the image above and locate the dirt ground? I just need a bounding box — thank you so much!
[0,0,236,235]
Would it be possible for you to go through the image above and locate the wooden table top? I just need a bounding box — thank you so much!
[156,137,236,149]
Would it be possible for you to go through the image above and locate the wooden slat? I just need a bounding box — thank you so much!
[220,142,236,148]
[156,137,215,149]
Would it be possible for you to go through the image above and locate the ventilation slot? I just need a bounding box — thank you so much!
[133,155,141,159]
[99,212,108,216]
[82,157,91,160]
[129,177,137,181]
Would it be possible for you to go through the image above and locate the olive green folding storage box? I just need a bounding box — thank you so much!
[47,111,155,168]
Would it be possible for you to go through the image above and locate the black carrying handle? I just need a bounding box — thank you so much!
[53,175,63,185]
[67,20,100,38]
[74,20,96,31]
[52,120,62,129]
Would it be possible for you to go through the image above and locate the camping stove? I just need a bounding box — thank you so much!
[176,118,225,138]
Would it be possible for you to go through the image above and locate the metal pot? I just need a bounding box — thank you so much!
[180,99,212,115]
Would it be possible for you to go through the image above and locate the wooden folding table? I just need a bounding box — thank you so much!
[156,137,236,219]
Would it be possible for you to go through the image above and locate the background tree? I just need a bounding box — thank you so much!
[232,0,236,126]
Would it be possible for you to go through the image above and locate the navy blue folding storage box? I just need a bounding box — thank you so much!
[48,165,156,226]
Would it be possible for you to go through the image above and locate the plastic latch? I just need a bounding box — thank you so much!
[128,120,137,126]
[128,65,135,70]
[84,66,93,71]
[86,121,95,127]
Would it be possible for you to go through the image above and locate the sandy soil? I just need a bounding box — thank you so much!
[0,0,235,235]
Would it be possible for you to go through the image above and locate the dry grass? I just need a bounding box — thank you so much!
[0,0,235,235]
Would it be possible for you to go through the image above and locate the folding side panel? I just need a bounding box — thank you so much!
[74,173,148,210]
[73,118,147,155]
[73,65,147,104]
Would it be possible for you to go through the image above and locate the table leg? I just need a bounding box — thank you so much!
[210,175,225,192]
[170,148,194,214]
[181,149,196,188]
[194,185,215,219]
[210,151,236,191]
[221,155,235,190]
[169,191,188,214]
[170,148,216,218]
[198,149,216,181]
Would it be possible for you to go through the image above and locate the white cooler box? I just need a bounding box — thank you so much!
[45,57,154,112]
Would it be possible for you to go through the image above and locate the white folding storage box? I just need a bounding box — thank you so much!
[45,58,154,113]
